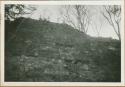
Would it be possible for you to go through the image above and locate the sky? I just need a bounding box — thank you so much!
[24,5,119,39]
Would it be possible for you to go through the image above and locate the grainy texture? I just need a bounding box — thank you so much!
[0,0,124,86]
[5,18,121,82]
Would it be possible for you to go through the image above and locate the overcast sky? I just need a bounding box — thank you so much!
[25,5,119,39]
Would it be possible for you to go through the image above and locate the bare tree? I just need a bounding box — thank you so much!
[61,5,90,33]
[102,5,121,40]
[92,21,103,37]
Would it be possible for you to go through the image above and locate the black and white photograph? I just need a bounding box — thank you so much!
[0,0,125,86]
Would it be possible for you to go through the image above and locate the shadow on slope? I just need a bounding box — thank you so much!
[5,17,121,82]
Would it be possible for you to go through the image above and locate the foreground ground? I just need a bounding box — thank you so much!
[5,18,121,82]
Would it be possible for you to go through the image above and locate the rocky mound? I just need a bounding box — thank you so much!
[5,18,121,82]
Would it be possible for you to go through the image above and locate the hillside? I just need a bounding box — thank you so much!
[5,18,121,82]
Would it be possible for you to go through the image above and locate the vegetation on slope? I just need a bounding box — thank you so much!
[5,18,121,82]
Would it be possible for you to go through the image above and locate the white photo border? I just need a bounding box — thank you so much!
[0,0,125,86]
